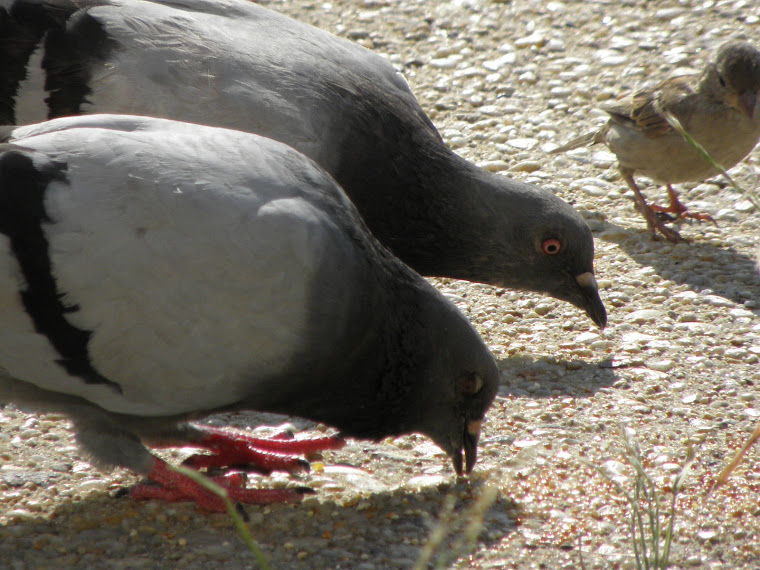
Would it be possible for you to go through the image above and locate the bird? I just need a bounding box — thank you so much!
[0,0,607,328]
[0,114,500,511]
[551,41,760,243]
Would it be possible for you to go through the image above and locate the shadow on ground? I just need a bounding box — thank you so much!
[596,220,760,312]
[497,354,621,399]
[0,476,517,569]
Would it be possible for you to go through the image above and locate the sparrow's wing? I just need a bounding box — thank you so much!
[604,76,696,138]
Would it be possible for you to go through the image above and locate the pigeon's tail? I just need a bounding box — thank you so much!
[549,130,603,154]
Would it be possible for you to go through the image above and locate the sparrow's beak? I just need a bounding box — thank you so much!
[575,271,607,329]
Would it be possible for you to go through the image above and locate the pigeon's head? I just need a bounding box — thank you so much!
[488,181,607,328]
[397,288,500,475]
[703,41,760,119]
[264,263,498,475]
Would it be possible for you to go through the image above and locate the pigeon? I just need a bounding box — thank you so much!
[0,0,607,328]
[552,41,760,243]
[0,114,499,511]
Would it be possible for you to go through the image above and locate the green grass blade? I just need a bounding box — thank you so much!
[634,476,650,570]
[585,428,694,570]
[167,464,271,569]
[661,445,696,568]
[664,111,760,211]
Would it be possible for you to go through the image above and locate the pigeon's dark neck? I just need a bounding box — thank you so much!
[337,145,519,286]
[241,260,428,440]
[314,269,437,440]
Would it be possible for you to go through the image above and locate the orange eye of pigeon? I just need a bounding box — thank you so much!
[542,238,562,255]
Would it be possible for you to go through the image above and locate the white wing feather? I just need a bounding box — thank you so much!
[0,116,356,415]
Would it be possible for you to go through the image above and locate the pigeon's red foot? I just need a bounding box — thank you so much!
[181,425,346,474]
[130,458,310,511]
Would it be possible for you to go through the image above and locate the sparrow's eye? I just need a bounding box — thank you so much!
[542,238,562,255]
[718,74,727,88]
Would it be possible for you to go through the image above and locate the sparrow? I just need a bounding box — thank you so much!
[552,41,760,242]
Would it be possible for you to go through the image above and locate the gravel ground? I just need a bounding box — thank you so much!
[2,0,760,568]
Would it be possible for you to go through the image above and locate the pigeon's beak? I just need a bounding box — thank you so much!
[730,89,758,119]
[575,271,607,329]
[453,419,482,476]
